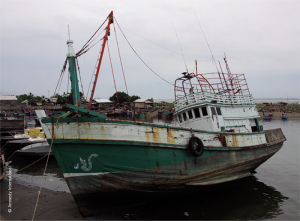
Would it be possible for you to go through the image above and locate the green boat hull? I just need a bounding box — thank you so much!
[50,138,283,216]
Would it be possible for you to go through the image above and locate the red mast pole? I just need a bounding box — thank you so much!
[88,11,113,110]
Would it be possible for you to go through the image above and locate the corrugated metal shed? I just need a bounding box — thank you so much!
[0,95,17,101]
[94,99,114,104]
[134,99,153,103]
[134,99,153,108]
[50,98,58,103]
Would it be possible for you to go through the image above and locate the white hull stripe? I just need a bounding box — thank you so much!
[63,172,110,178]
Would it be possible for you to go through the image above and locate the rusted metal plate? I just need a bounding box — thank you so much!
[265,128,286,145]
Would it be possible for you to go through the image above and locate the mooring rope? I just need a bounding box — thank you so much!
[31,138,53,221]
[0,142,8,153]
[31,114,66,220]
[11,154,48,175]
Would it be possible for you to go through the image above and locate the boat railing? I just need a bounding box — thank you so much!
[174,91,255,111]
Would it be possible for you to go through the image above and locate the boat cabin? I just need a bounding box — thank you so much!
[173,70,260,133]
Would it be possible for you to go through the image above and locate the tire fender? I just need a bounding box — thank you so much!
[188,136,204,157]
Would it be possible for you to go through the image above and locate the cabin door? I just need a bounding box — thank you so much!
[210,107,225,131]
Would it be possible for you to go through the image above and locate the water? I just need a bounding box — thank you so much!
[5,117,300,220]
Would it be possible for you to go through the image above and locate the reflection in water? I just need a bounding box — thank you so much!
[7,154,68,192]
[92,176,288,220]
[9,155,61,177]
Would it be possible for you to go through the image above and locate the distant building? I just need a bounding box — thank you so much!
[160,101,167,106]
[0,96,18,106]
[50,98,58,103]
[134,99,153,108]
[0,95,17,101]
[94,99,114,104]
[92,99,115,109]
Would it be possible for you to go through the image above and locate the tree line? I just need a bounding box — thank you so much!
[16,91,147,104]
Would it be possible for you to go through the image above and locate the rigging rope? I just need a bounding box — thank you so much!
[114,17,174,86]
[76,58,85,102]
[106,41,120,104]
[119,25,200,61]
[76,16,109,57]
[57,66,65,96]
[67,69,70,95]
[53,58,68,98]
[76,30,106,57]
[112,16,131,103]
[85,48,102,102]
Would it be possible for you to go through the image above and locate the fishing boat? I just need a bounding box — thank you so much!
[16,142,52,158]
[38,11,286,216]
[5,128,46,153]
[263,112,272,120]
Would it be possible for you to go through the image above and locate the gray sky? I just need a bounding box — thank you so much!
[1,0,299,100]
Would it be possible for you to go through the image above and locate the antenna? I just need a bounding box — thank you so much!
[172,23,189,74]
[68,24,70,40]
[194,13,219,73]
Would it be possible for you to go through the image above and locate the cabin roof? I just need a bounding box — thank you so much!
[94,99,114,104]
[134,99,153,103]
[0,95,17,101]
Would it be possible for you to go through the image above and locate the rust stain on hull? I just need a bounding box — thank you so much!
[216,134,227,147]
[232,135,238,147]
[167,128,175,143]
[152,127,162,143]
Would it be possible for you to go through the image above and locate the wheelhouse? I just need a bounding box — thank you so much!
[173,68,260,133]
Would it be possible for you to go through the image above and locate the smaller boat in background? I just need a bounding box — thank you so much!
[0,131,30,144]
[5,128,46,152]
[16,142,52,157]
[263,112,271,120]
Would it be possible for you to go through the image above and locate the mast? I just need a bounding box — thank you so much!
[88,11,114,110]
[67,40,81,106]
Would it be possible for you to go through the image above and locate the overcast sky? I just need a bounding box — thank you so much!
[1,0,299,100]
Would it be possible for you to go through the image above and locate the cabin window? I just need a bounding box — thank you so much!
[183,112,188,121]
[202,107,208,116]
[188,110,193,119]
[211,107,216,115]
[194,108,201,118]
[216,107,222,115]
[178,115,182,123]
